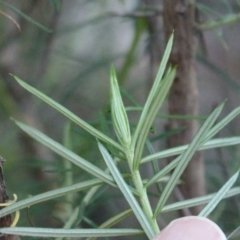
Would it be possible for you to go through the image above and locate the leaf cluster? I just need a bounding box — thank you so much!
[0,34,240,239]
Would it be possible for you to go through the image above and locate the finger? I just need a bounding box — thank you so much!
[152,216,226,240]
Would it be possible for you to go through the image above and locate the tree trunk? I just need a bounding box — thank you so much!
[144,0,205,214]
[163,0,205,214]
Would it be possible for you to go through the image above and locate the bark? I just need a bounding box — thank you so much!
[144,0,205,214]
[163,0,205,214]
[0,157,19,240]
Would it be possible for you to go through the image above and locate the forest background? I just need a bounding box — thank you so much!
[0,0,240,239]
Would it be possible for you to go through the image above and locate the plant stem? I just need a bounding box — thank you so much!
[63,122,74,217]
[132,169,159,234]
[126,150,159,234]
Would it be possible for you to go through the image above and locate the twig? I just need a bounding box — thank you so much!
[0,9,20,32]
[197,13,240,31]
[108,9,163,18]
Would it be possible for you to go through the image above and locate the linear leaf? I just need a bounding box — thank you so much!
[142,136,240,163]
[98,142,155,239]
[145,155,181,188]
[110,67,131,148]
[14,120,115,186]
[146,136,240,187]
[86,209,133,240]
[154,102,224,218]
[150,33,174,99]
[98,110,118,157]
[97,209,132,229]
[0,179,102,218]
[56,181,111,240]
[0,227,143,238]
[0,0,52,32]
[162,187,240,213]
[131,33,174,154]
[133,67,176,170]
[11,75,124,152]
[199,171,239,217]
[228,225,240,239]
[204,106,240,141]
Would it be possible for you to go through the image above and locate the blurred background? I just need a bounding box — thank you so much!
[0,0,240,238]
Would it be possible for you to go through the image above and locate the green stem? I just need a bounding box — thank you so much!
[132,170,159,234]
[127,150,159,235]
[63,122,74,217]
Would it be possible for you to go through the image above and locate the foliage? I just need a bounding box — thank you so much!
[0,1,240,239]
[0,34,239,239]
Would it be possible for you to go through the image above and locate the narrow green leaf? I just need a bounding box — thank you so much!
[120,88,140,107]
[162,187,240,213]
[97,209,132,228]
[98,142,155,239]
[56,184,110,240]
[0,227,144,238]
[142,136,240,163]
[62,121,74,216]
[131,33,174,151]
[145,155,181,188]
[133,67,176,170]
[197,54,240,91]
[98,110,121,158]
[86,209,133,240]
[0,179,102,218]
[146,139,163,193]
[110,67,131,148]
[146,137,240,188]
[14,120,115,186]
[228,225,240,239]
[204,106,240,142]
[74,201,86,227]
[154,102,224,218]
[199,171,239,217]
[145,33,174,106]
[11,75,124,152]
[0,0,53,32]
[199,13,240,31]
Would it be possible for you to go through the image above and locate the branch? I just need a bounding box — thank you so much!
[0,9,20,32]
[197,13,240,31]
[108,8,163,18]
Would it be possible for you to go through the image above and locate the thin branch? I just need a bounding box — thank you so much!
[108,9,163,18]
[0,9,21,32]
[197,13,240,31]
